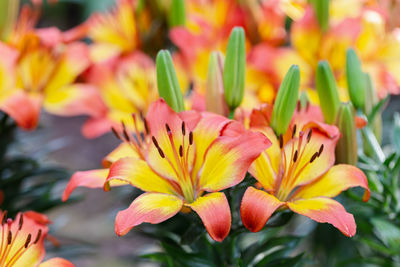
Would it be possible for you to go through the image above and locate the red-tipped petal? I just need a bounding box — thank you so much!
[115,193,183,236]
[188,192,231,242]
[287,197,356,237]
[240,187,284,232]
[0,91,41,130]
[62,169,111,201]
[293,164,370,202]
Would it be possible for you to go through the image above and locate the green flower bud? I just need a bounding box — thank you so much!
[156,50,185,112]
[205,52,229,116]
[0,0,20,41]
[168,0,185,27]
[310,0,330,31]
[316,60,340,124]
[223,27,246,112]
[335,102,358,165]
[346,49,366,110]
[364,72,382,143]
[270,65,300,136]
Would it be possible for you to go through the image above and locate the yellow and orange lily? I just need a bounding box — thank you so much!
[64,99,270,241]
[0,210,74,267]
[240,105,370,236]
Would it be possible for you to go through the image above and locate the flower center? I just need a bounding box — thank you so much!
[275,127,324,201]
[152,121,196,203]
[0,212,42,267]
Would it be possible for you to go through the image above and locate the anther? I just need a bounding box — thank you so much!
[151,136,159,148]
[165,124,171,134]
[181,121,186,136]
[279,134,283,149]
[7,231,12,245]
[310,152,319,163]
[293,150,298,163]
[157,148,165,158]
[307,130,312,143]
[24,234,31,248]
[143,118,149,135]
[296,101,301,112]
[189,132,193,145]
[111,127,121,140]
[292,124,297,138]
[1,211,7,224]
[18,214,23,230]
[179,145,183,157]
[122,128,130,141]
[33,229,42,244]
[318,144,324,156]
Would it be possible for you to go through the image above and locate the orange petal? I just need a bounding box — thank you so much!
[105,157,178,194]
[248,127,281,190]
[43,84,107,118]
[23,211,51,225]
[115,193,183,236]
[0,91,41,130]
[191,113,231,180]
[287,197,356,237]
[187,192,231,242]
[81,117,113,139]
[39,257,74,267]
[102,142,139,167]
[240,187,284,232]
[293,164,370,202]
[198,130,271,191]
[355,115,368,129]
[62,169,119,201]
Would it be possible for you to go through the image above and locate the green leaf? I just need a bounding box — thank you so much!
[346,49,366,110]
[223,27,246,112]
[156,50,185,112]
[0,0,20,41]
[270,65,300,136]
[168,0,186,27]
[393,113,400,152]
[255,253,305,267]
[371,218,400,253]
[315,61,340,124]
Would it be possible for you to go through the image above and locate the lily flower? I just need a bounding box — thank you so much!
[0,210,74,267]
[240,104,370,236]
[102,99,270,241]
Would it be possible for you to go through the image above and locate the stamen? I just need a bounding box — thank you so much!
[18,215,23,230]
[152,136,165,158]
[122,128,130,142]
[151,136,159,148]
[7,231,12,245]
[1,211,7,225]
[111,127,121,140]
[189,132,193,145]
[310,152,319,163]
[165,123,171,134]
[24,234,31,249]
[33,230,42,244]
[279,134,283,148]
[296,101,301,112]
[292,124,297,138]
[143,118,149,136]
[318,144,324,156]
[293,150,298,163]
[179,145,183,157]
[181,121,186,136]
[307,130,312,143]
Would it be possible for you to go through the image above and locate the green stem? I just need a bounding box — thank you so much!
[228,109,235,119]
[361,126,385,163]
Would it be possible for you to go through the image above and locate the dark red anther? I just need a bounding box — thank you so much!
[293,150,298,163]
[24,234,32,248]
[151,136,159,148]
[7,230,12,245]
[279,134,283,149]
[318,144,324,156]
[34,229,42,244]
[18,214,23,230]
[292,124,297,138]
[181,121,186,136]
[111,127,121,140]
[307,130,312,143]
[179,145,183,157]
[189,132,193,145]
[157,147,165,158]
[1,210,7,225]
[143,118,149,136]
[310,152,319,163]
[165,123,171,134]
